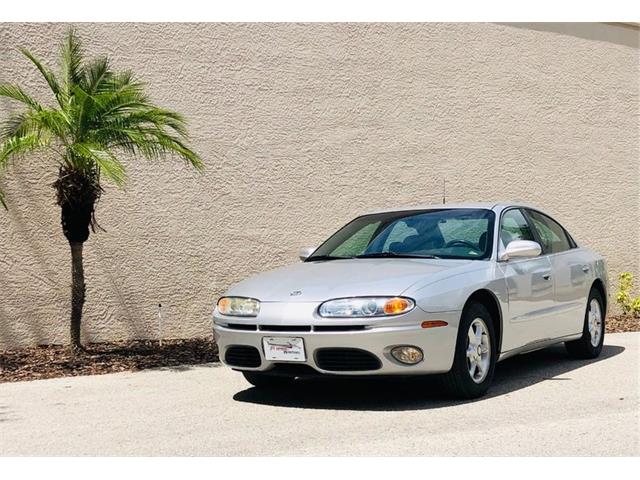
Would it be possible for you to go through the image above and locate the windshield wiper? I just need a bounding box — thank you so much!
[306,255,353,262]
[355,252,440,259]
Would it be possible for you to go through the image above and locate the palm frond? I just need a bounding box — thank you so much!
[27,108,71,143]
[82,56,112,94]
[94,78,149,116]
[93,123,203,171]
[1,112,39,140]
[137,128,202,169]
[0,84,42,110]
[69,142,126,186]
[0,108,67,142]
[61,28,85,93]
[99,108,189,137]
[0,133,50,165]
[153,131,203,170]
[70,84,93,139]
[19,47,63,106]
[132,109,189,137]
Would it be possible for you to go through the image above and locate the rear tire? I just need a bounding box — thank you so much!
[565,288,605,359]
[242,371,294,388]
[441,303,497,399]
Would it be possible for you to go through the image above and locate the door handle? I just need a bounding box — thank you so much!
[582,266,590,273]
[542,273,551,280]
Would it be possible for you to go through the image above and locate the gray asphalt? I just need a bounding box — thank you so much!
[1,332,638,456]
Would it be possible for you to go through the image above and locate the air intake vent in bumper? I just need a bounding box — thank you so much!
[315,348,382,372]
[314,325,366,332]
[259,325,311,332]
[227,323,257,331]
[225,345,261,368]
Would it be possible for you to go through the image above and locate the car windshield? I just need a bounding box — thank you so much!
[307,208,495,261]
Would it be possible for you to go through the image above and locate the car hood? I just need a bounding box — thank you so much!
[225,258,477,302]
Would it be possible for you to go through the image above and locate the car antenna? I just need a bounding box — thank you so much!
[442,178,446,204]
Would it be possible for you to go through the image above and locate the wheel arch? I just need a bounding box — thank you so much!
[591,278,607,315]
[464,289,504,355]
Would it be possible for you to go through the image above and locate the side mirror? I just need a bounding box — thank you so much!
[298,246,316,261]
[499,240,542,261]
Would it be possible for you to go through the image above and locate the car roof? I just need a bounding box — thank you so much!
[364,202,537,215]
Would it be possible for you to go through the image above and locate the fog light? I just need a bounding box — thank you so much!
[390,346,423,365]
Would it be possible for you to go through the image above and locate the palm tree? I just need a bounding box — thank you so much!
[0,29,203,352]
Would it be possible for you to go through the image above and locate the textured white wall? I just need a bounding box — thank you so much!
[0,23,638,348]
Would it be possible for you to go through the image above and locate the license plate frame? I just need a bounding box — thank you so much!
[262,336,306,362]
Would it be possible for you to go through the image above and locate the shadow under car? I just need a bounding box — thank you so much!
[232,344,625,411]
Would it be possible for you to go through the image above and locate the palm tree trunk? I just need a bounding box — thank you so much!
[69,241,85,352]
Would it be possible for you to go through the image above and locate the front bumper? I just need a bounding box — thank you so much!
[213,307,461,376]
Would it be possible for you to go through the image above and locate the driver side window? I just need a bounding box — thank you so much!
[500,209,534,247]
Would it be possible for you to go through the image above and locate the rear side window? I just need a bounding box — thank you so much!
[500,209,535,246]
[526,210,572,254]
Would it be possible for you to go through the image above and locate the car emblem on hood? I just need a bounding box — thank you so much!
[290,290,302,296]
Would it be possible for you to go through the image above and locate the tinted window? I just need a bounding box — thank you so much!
[331,221,381,257]
[382,221,418,251]
[526,210,572,254]
[309,208,495,261]
[439,217,489,248]
[500,209,535,246]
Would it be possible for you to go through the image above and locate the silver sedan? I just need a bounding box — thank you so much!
[213,202,607,398]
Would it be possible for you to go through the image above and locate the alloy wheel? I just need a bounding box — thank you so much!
[587,298,603,347]
[466,318,491,384]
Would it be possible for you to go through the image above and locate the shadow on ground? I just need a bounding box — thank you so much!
[233,344,625,411]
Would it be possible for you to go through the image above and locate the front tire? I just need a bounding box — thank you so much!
[441,303,497,399]
[565,288,605,359]
[242,371,294,388]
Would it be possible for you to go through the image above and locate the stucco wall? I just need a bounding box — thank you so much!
[0,23,638,348]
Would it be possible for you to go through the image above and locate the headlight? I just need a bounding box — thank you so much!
[217,297,260,317]
[318,297,415,318]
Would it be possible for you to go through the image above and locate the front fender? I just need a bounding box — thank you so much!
[403,263,508,314]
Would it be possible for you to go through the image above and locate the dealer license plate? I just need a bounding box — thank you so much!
[262,337,306,362]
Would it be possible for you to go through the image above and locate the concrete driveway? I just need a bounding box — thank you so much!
[1,332,638,456]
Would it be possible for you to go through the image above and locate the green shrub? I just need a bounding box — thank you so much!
[616,272,640,317]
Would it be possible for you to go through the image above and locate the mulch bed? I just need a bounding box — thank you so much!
[0,338,218,384]
[607,315,640,333]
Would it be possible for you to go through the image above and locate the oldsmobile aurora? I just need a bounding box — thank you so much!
[213,203,607,398]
